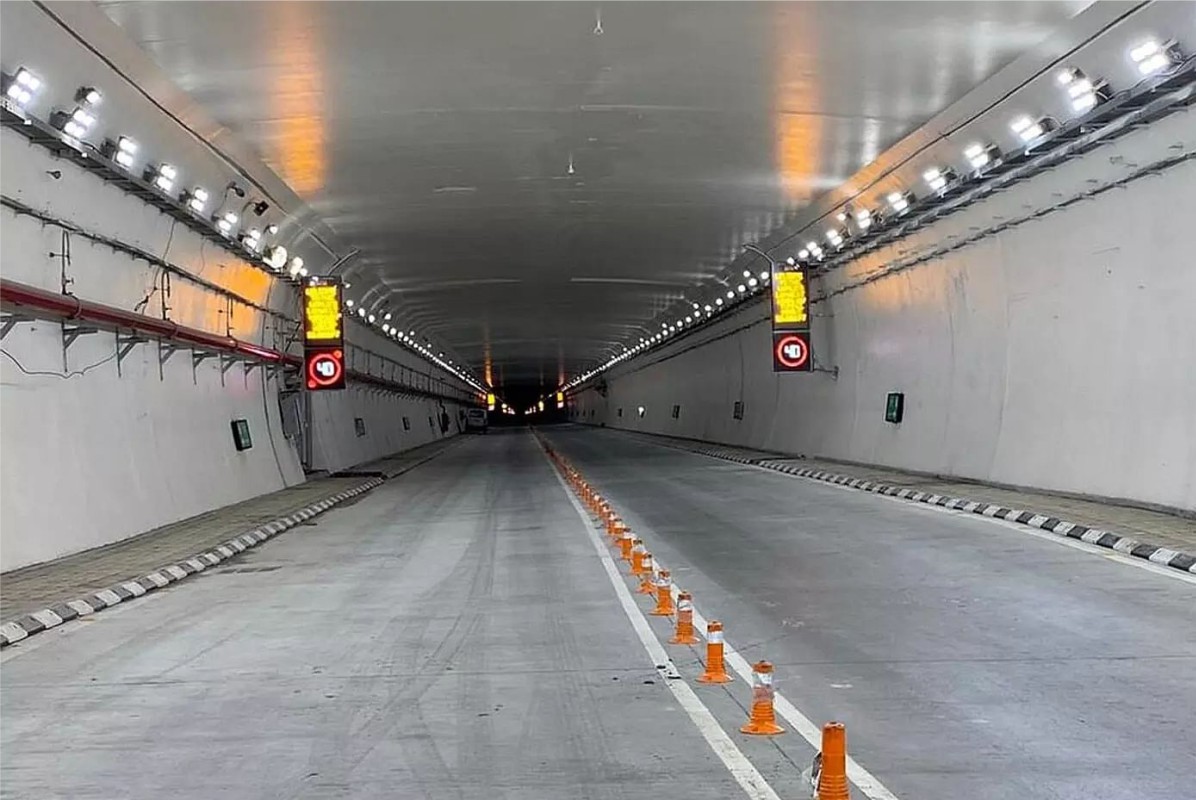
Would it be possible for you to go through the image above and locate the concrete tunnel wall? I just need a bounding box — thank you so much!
[0,134,467,572]
[571,111,1196,513]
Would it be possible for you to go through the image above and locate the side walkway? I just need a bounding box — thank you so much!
[0,437,462,645]
[606,428,1196,575]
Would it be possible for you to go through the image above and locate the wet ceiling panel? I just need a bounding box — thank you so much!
[97,0,1089,387]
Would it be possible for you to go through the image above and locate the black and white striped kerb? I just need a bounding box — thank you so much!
[0,479,384,648]
[646,436,1196,577]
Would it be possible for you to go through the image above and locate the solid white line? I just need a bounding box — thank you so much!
[685,601,901,800]
[544,450,783,800]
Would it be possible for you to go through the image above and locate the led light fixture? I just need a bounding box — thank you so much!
[150,163,177,193]
[4,67,42,108]
[216,211,238,236]
[1010,115,1050,144]
[1130,39,1176,76]
[887,191,911,215]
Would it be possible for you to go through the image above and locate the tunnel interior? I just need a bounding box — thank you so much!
[1,2,1194,799]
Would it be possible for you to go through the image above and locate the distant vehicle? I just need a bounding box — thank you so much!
[464,407,488,433]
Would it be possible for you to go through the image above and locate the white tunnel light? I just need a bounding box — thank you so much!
[748,277,758,288]
[381,323,391,333]
[1058,67,1101,113]
[964,142,993,171]
[5,67,41,107]
[1010,115,1046,143]
[715,298,724,306]
[685,315,692,323]
[384,312,392,321]
[216,211,238,236]
[825,229,844,248]
[704,304,713,312]
[923,167,949,192]
[264,244,288,270]
[62,106,97,139]
[152,164,177,193]
[786,256,796,266]
[854,209,873,231]
[345,299,355,308]
[887,191,910,214]
[798,249,809,260]
[187,187,209,214]
[368,314,376,323]
[242,228,262,251]
[736,284,746,293]
[726,290,735,299]
[1130,39,1174,76]
[111,136,138,169]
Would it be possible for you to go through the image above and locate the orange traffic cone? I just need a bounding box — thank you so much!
[650,569,675,616]
[669,591,700,644]
[697,621,732,683]
[619,528,635,561]
[740,661,784,735]
[816,722,850,800]
[637,554,656,594]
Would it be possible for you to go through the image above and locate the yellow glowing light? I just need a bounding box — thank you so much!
[268,4,326,197]
[773,270,809,327]
[304,283,342,342]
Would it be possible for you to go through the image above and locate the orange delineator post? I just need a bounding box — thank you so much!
[637,554,656,594]
[740,661,785,735]
[669,591,700,644]
[817,722,850,800]
[630,540,646,574]
[619,528,635,561]
[650,569,675,616]
[697,620,732,683]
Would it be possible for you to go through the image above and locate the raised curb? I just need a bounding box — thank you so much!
[643,437,1196,577]
[0,478,385,648]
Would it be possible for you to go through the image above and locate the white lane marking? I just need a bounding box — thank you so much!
[544,452,783,800]
[688,449,1196,588]
[685,601,901,800]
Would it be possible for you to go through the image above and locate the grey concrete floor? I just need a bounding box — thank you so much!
[1,432,794,800]
[543,426,1196,800]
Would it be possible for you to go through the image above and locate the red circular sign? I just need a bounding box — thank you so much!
[774,333,810,369]
[306,349,344,389]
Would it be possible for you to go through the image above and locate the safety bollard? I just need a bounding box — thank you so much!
[740,661,785,735]
[619,527,635,561]
[637,554,656,594]
[697,620,732,683]
[650,569,675,616]
[669,591,700,644]
[816,722,850,800]
[630,539,647,574]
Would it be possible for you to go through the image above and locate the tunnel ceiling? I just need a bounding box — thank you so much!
[97,0,1088,390]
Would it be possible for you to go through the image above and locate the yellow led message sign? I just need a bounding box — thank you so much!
[773,269,809,328]
[304,282,342,343]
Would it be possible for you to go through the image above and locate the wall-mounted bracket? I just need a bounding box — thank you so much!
[0,313,33,340]
[61,322,98,372]
[115,331,149,377]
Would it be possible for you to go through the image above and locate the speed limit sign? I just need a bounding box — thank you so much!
[772,331,812,372]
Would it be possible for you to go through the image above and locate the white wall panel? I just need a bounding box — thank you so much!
[575,117,1196,511]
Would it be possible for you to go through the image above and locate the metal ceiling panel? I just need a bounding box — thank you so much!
[95,0,1092,387]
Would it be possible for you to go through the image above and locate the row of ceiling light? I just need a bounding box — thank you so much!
[339,295,486,393]
[1,64,485,397]
[0,68,312,279]
[563,35,1186,394]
